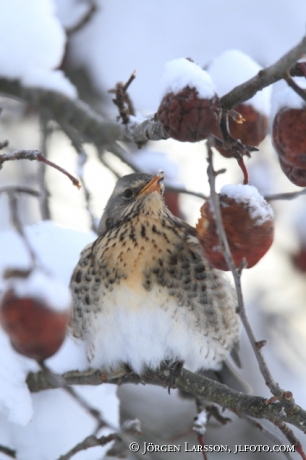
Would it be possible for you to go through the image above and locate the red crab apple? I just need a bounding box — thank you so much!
[292,246,306,272]
[206,49,270,157]
[164,190,183,218]
[196,184,274,270]
[213,104,269,158]
[273,107,306,187]
[0,271,71,361]
[157,58,220,142]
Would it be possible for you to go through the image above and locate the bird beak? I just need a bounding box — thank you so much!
[138,171,164,196]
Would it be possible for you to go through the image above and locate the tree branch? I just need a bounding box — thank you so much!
[58,433,116,460]
[206,138,286,396]
[0,78,165,148]
[66,0,98,36]
[0,444,16,458]
[0,149,81,189]
[220,35,306,110]
[26,366,306,433]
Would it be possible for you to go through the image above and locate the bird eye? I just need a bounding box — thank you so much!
[122,188,133,200]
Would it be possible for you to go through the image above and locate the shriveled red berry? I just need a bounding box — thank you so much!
[196,184,274,270]
[213,104,269,158]
[158,87,220,142]
[157,58,220,142]
[164,191,183,218]
[0,270,71,361]
[292,247,306,272]
[0,289,70,361]
[207,50,271,157]
[273,107,306,186]
[278,155,306,187]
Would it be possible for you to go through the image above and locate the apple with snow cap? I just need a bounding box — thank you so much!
[272,82,306,187]
[0,270,71,361]
[157,58,220,142]
[207,50,271,156]
[196,184,274,270]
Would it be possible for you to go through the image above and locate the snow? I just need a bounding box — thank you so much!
[161,58,216,99]
[0,0,77,98]
[207,49,271,115]
[5,269,71,313]
[0,221,119,459]
[10,386,118,460]
[220,184,274,225]
[292,205,306,246]
[67,0,306,112]
[271,77,306,120]
[129,149,184,188]
[193,410,207,435]
[0,330,33,425]
[53,0,90,30]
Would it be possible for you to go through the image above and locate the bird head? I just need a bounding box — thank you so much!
[98,171,165,235]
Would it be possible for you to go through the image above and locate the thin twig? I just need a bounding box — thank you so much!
[290,61,306,77]
[206,138,303,451]
[66,0,98,36]
[98,151,121,179]
[242,416,293,460]
[165,185,206,200]
[59,121,98,233]
[285,75,306,102]
[264,188,306,201]
[0,186,40,196]
[39,361,107,434]
[58,433,116,460]
[0,444,16,458]
[273,421,306,460]
[0,150,81,189]
[109,71,136,124]
[38,114,51,220]
[0,140,9,150]
[6,191,37,266]
[206,137,283,396]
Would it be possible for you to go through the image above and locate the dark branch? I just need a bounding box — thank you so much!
[26,366,306,433]
[220,35,306,110]
[206,139,285,396]
[0,444,16,458]
[0,186,40,196]
[66,0,98,36]
[0,78,167,150]
[265,188,306,201]
[285,75,306,103]
[58,433,116,460]
[273,421,306,460]
[109,71,136,124]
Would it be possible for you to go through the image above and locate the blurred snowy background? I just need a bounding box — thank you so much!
[1,0,306,458]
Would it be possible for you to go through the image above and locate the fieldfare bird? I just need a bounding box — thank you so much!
[69,172,239,375]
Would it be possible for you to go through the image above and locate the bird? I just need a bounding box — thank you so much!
[69,171,240,377]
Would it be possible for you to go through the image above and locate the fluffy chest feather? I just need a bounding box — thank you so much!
[69,215,239,373]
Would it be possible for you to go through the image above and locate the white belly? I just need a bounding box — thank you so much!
[87,283,229,374]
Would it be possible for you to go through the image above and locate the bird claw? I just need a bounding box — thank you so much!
[123,363,145,385]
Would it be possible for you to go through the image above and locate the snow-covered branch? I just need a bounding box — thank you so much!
[0,34,305,157]
[220,35,306,110]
